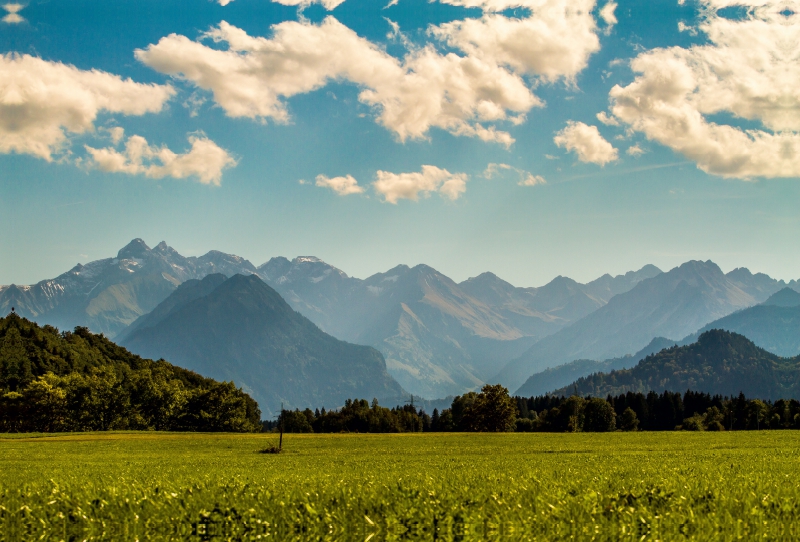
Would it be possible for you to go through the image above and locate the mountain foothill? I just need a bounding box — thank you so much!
[3,238,800,414]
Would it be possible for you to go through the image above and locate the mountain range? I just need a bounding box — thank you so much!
[0,239,256,337]
[498,261,796,394]
[1,239,665,398]
[119,274,405,416]
[4,239,800,402]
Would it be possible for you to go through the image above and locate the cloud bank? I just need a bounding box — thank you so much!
[85,133,236,185]
[137,1,606,146]
[0,54,174,160]
[373,165,467,203]
[606,0,800,178]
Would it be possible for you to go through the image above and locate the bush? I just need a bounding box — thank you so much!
[583,397,616,432]
[619,407,639,432]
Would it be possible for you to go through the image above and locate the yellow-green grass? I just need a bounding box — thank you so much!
[2,431,800,540]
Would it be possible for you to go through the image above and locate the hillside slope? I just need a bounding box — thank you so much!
[553,330,800,400]
[120,274,405,416]
[679,288,800,357]
[0,312,260,431]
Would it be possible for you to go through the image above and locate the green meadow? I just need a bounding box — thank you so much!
[2,432,800,540]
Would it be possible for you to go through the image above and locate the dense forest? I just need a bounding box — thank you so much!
[274,386,800,433]
[553,329,800,400]
[0,314,261,432]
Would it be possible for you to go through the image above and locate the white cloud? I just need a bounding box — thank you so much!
[483,162,545,185]
[272,0,347,8]
[137,20,537,147]
[84,134,236,185]
[106,126,125,145]
[599,2,617,29]
[137,19,536,146]
[431,0,601,82]
[0,54,174,160]
[607,0,800,179]
[373,165,467,203]
[554,121,618,165]
[2,3,24,24]
[626,144,645,156]
[596,111,619,126]
[519,172,546,186]
[483,162,513,178]
[138,0,609,147]
[218,0,345,7]
[315,174,365,195]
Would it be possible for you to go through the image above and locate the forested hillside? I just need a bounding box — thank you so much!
[554,330,800,400]
[0,313,261,432]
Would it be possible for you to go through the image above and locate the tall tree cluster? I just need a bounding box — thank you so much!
[0,314,261,433]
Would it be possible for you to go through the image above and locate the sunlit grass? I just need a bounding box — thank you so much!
[2,431,800,540]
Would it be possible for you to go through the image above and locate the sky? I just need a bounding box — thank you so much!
[1,0,799,288]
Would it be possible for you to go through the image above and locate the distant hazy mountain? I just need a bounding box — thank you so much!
[256,258,662,398]
[120,274,405,416]
[552,330,800,401]
[497,260,792,394]
[678,288,800,358]
[0,239,256,338]
[514,337,677,397]
[459,265,662,335]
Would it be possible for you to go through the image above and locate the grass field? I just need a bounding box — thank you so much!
[2,431,800,540]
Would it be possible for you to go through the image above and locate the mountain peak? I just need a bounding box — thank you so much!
[676,259,723,275]
[762,287,800,308]
[293,256,323,264]
[117,238,151,260]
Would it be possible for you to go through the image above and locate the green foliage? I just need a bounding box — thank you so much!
[0,314,260,433]
[557,329,800,400]
[582,397,616,432]
[465,384,519,432]
[2,432,800,539]
[619,407,639,431]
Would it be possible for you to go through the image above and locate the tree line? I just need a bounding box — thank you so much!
[0,315,261,432]
[273,386,800,433]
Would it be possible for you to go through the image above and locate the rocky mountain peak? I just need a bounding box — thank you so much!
[117,238,151,260]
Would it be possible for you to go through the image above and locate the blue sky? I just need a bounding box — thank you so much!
[2,0,799,287]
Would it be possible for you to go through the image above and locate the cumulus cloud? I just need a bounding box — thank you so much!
[84,134,236,185]
[483,162,545,185]
[373,165,467,203]
[606,0,800,179]
[136,19,537,146]
[138,2,609,146]
[431,0,602,82]
[0,54,174,160]
[554,121,618,165]
[626,144,645,156]
[315,174,365,195]
[219,0,345,7]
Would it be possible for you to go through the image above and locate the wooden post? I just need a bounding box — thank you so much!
[279,402,284,450]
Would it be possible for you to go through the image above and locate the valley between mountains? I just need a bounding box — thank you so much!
[3,238,800,414]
